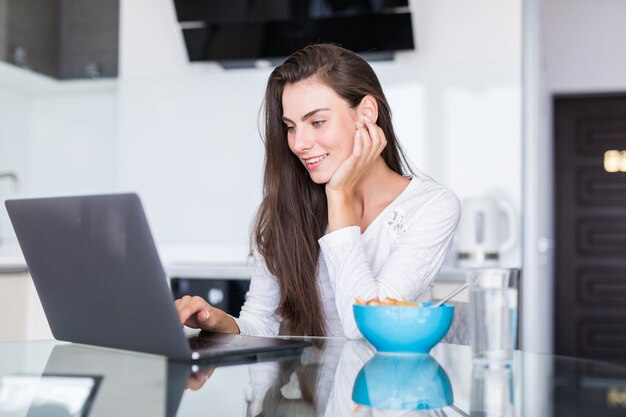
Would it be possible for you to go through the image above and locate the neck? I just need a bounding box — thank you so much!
[354,157,402,204]
[352,158,409,222]
[325,156,410,233]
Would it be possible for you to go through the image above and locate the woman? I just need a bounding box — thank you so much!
[176,43,460,338]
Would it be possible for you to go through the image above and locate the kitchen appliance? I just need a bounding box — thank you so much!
[172,0,414,68]
[456,197,517,267]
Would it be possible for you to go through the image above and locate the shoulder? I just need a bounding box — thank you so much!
[397,171,461,218]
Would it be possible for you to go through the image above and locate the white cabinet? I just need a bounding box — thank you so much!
[0,272,52,341]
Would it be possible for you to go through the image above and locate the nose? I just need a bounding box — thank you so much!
[292,127,314,153]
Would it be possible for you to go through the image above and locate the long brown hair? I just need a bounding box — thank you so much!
[254,44,412,336]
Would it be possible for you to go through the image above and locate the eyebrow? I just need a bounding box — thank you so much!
[282,108,330,123]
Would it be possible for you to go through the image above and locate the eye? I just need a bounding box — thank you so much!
[285,125,295,133]
[312,120,325,127]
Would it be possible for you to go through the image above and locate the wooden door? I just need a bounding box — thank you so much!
[554,93,626,364]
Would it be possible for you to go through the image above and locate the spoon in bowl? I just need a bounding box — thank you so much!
[431,282,469,308]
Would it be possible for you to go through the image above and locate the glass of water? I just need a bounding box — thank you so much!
[469,268,520,367]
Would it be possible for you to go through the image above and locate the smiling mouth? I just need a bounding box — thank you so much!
[304,154,328,165]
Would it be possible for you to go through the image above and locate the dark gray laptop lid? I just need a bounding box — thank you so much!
[6,193,193,359]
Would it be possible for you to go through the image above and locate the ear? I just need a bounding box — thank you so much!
[358,95,379,123]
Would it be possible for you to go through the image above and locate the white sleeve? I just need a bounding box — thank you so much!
[232,252,282,337]
[322,341,376,417]
[246,362,280,417]
[318,188,461,339]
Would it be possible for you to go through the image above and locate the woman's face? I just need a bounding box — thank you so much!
[282,77,358,184]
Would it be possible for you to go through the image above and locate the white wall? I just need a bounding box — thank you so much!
[0,0,522,266]
[545,0,626,93]
[116,71,268,248]
[0,87,28,245]
[26,91,118,196]
[116,0,522,263]
[0,69,118,245]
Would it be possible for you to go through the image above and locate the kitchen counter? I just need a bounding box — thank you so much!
[1,338,625,416]
[158,244,477,282]
[0,241,495,281]
[159,244,251,279]
[0,257,28,273]
[0,243,251,276]
[0,245,27,274]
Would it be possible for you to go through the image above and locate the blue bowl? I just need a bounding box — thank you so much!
[353,302,454,354]
[352,353,453,410]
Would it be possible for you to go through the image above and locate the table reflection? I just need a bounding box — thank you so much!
[353,354,453,411]
[244,340,466,417]
[244,339,342,417]
[470,367,514,417]
[0,374,101,417]
[0,341,167,417]
[4,339,626,417]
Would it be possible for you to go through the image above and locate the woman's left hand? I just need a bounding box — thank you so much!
[325,116,387,195]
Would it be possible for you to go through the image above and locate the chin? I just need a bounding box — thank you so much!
[308,172,332,185]
[309,176,329,185]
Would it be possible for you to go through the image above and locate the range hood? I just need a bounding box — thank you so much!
[173,0,415,68]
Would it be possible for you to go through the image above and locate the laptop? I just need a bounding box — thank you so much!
[5,193,310,362]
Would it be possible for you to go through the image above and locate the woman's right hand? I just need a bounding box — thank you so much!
[175,295,240,334]
[187,367,216,391]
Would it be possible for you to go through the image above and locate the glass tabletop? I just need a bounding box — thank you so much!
[0,338,625,417]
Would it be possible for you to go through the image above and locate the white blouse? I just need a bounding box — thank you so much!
[233,171,461,338]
